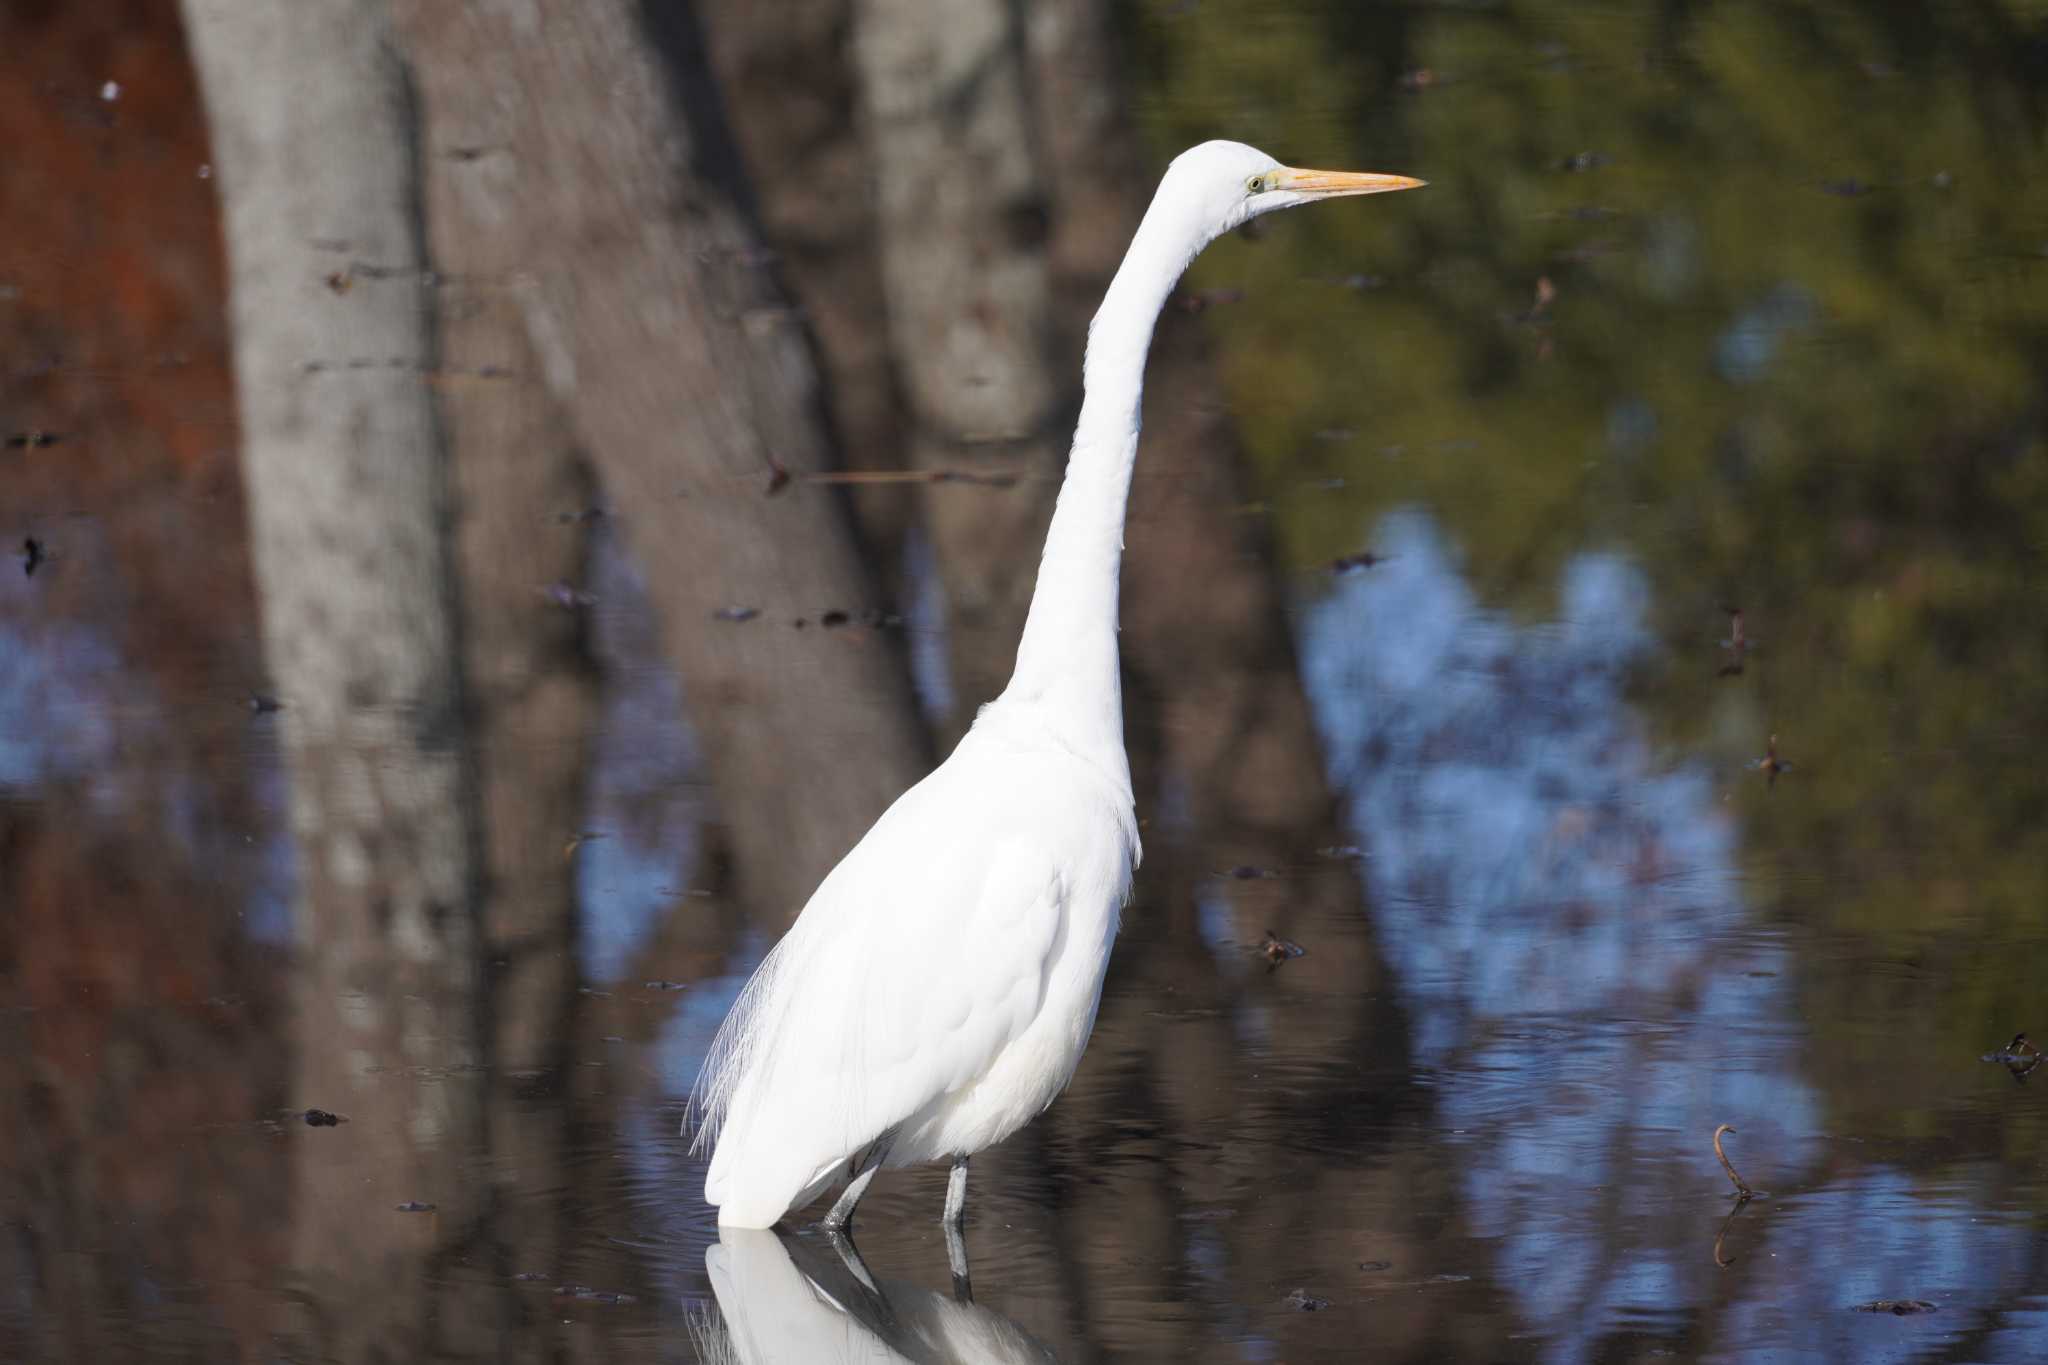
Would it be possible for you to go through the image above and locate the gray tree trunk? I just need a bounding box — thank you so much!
[696,0,916,600]
[848,0,1066,727]
[178,1,485,1357]
[388,0,931,923]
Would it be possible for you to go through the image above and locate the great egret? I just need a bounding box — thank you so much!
[690,140,1422,1231]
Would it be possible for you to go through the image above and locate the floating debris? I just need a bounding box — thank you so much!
[819,609,851,628]
[765,458,792,495]
[1226,865,1277,880]
[644,980,686,991]
[563,831,607,863]
[22,537,44,577]
[712,605,760,623]
[1282,1288,1329,1312]
[325,269,354,295]
[1854,1300,1937,1315]
[1357,1260,1392,1272]
[247,692,284,715]
[1318,844,1365,860]
[1330,551,1388,574]
[100,80,121,102]
[1261,930,1306,965]
[4,430,63,449]
[1559,150,1610,172]
[1714,1123,1754,1200]
[1982,1032,2041,1081]
[395,1201,437,1213]
[512,1270,549,1282]
[1752,734,1794,789]
[553,1284,639,1306]
[302,1108,345,1127]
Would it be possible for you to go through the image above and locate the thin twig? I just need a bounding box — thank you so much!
[1713,1199,1748,1267]
[797,468,1022,488]
[1714,1123,1753,1200]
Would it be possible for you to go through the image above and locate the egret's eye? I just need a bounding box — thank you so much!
[1246,174,1267,195]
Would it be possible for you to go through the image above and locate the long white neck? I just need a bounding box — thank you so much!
[996,204,1205,761]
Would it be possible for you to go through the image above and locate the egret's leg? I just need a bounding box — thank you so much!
[945,1218,973,1302]
[823,1165,879,1231]
[943,1155,969,1227]
[822,1134,892,1232]
[942,1155,972,1298]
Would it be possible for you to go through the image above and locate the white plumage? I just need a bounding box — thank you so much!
[690,140,1422,1230]
[704,1227,1061,1363]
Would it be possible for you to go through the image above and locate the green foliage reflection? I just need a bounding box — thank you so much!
[1134,0,2048,1138]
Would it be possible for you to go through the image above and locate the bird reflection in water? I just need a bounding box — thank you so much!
[700,1228,1060,1365]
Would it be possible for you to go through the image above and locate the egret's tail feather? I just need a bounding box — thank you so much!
[687,932,798,1159]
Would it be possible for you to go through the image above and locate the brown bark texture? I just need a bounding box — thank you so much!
[388,0,932,925]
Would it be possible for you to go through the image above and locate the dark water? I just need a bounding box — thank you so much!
[9,1,2048,1361]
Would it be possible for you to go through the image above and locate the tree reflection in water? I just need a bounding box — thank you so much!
[1303,508,2048,1360]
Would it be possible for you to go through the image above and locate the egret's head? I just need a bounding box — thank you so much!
[1160,140,1423,249]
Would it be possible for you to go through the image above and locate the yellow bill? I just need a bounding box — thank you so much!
[1271,167,1426,197]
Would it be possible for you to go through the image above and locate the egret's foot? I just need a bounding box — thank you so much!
[943,1155,969,1228]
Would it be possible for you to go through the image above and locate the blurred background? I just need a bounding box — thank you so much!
[5,0,2048,1360]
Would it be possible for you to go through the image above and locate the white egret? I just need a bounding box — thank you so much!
[690,140,1422,1231]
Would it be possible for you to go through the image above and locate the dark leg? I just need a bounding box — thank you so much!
[821,1133,892,1232]
[946,1220,972,1301]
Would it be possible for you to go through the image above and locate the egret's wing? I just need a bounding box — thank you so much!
[702,781,1065,1215]
[839,830,1065,1109]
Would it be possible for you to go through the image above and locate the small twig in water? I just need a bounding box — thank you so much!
[1713,1199,1749,1267]
[1714,1123,1754,1200]
[798,468,1020,489]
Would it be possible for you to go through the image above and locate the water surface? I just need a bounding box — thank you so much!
[8,1,2048,1361]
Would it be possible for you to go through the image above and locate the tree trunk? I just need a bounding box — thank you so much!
[695,0,916,602]
[388,0,931,923]
[178,1,486,1357]
[847,0,1066,728]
